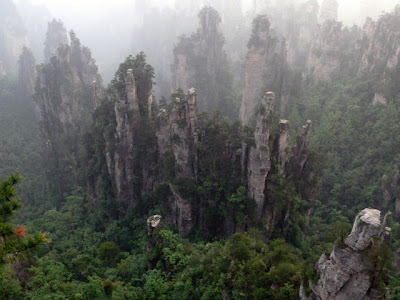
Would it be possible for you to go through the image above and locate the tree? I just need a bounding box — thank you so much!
[0,173,50,265]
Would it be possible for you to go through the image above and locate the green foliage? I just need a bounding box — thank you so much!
[248,15,271,48]
[173,8,238,118]
[110,52,155,117]
[0,174,49,266]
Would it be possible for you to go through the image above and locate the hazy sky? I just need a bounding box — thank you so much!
[17,0,400,26]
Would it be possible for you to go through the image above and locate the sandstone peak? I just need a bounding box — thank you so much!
[345,208,382,251]
[147,215,162,229]
[303,208,389,300]
[188,87,197,96]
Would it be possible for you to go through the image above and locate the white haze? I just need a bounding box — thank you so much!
[13,0,400,84]
[20,0,400,26]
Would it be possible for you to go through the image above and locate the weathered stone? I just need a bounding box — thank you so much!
[168,185,194,235]
[306,208,389,300]
[345,208,382,251]
[358,8,400,77]
[44,19,68,63]
[172,7,233,115]
[146,215,162,256]
[292,120,312,176]
[239,16,287,125]
[278,119,290,170]
[307,21,361,80]
[35,29,102,200]
[147,215,162,231]
[169,89,199,179]
[247,92,275,219]
[372,93,387,105]
[111,68,140,204]
[18,47,37,99]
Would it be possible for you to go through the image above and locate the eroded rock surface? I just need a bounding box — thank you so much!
[44,19,68,63]
[172,7,234,116]
[240,16,288,125]
[35,29,102,199]
[156,88,199,179]
[303,208,389,300]
[247,92,275,219]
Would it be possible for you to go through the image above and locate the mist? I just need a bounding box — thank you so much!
[13,0,400,86]
[4,0,400,297]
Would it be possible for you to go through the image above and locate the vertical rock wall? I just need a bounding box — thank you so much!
[172,6,235,117]
[247,92,275,219]
[304,208,390,300]
[44,19,68,63]
[239,16,288,125]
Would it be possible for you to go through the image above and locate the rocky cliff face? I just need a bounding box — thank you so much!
[105,53,154,205]
[307,21,362,80]
[244,91,316,227]
[172,6,236,117]
[108,68,141,205]
[306,7,400,85]
[154,89,199,234]
[285,0,320,69]
[303,208,390,300]
[247,92,275,219]
[0,0,28,75]
[357,8,400,96]
[168,89,199,179]
[239,16,288,125]
[44,19,68,63]
[18,47,36,100]
[35,29,102,199]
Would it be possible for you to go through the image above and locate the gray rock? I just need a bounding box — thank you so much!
[306,208,388,300]
[345,209,382,251]
[247,92,275,220]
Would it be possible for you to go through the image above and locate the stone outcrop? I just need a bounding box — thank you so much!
[44,19,68,63]
[108,68,141,205]
[303,208,390,300]
[167,184,194,235]
[344,209,382,251]
[156,88,199,180]
[247,92,275,219]
[307,21,362,80]
[306,6,400,87]
[245,91,315,224]
[147,215,162,256]
[284,0,320,69]
[104,53,155,206]
[18,47,36,100]
[147,214,162,235]
[278,119,290,170]
[291,120,312,177]
[172,6,235,117]
[357,8,400,96]
[170,89,199,179]
[239,15,288,125]
[319,0,339,23]
[36,30,101,127]
[35,30,102,199]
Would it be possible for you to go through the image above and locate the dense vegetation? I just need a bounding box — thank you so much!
[2,4,400,300]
